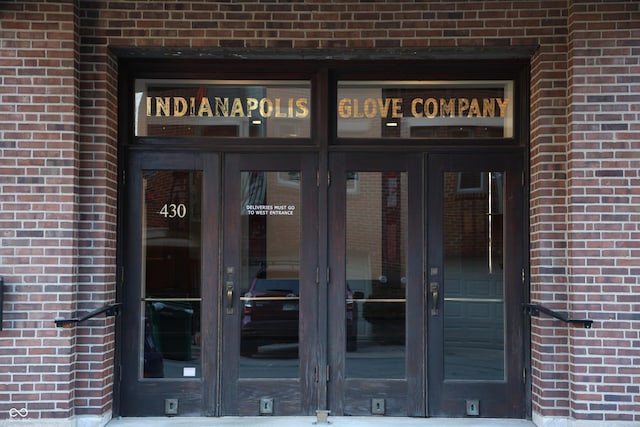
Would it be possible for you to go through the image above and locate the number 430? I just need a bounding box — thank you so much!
[159,203,187,218]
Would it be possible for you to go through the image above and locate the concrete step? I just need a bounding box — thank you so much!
[106,416,536,427]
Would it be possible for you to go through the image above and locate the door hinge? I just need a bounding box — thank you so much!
[326,365,330,382]
[316,169,320,187]
[316,266,320,285]
[523,367,526,384]
[327,170,331,187]
[522,171,525,187]
[521,267,526,285]
[122,169,126,185]
[326,266,330,284]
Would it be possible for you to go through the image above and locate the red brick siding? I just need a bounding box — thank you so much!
[75,20,119,418]
[565,1,640,422]
[0,0,639,422]
[0,0,80,420]
[528,1,572,418]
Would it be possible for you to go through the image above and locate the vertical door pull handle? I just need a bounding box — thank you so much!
[430,282,439,316]
[226,282,234,314]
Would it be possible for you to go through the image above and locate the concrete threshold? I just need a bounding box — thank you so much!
[106,416,536,427]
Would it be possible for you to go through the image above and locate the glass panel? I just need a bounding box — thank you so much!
[337,81,513,139]
[346,172,407,378]
[239,171,301,378]
[443,171,505,380]
[141,171,202,379]
[135,80,310,138]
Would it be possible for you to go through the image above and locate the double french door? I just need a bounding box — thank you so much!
[119,149,525,418]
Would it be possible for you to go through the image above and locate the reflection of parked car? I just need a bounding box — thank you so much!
[241,272,357,356]
[362,281,405,344]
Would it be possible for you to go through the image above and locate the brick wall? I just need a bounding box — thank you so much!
[0,0,80,420]
[0,0,639,423]
[565,2,640,422]
[529,1,640,423]
[0,0,118,421]
[75,4,119,417]
[528,2,572,419]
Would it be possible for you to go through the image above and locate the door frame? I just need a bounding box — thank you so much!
[326,152,425,416]
[119,151,220,416]
[426,151,527,418]
[220,152,320,415]
[116,56,531,418]
[118,149,527,417]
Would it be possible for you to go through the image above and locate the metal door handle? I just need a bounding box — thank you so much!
[226,282,234,314]
[430,282,439,316]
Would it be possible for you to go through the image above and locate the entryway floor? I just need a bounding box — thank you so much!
[106,416,536,427]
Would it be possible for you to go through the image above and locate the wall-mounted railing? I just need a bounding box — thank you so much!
[55,303,121,328]
[523,303,593,329]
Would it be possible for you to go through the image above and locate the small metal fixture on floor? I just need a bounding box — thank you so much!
[259,398,273,415]
[466,399,480,416]
[164,399,178,416]
[315,409,330,424]
[371,398,385,415]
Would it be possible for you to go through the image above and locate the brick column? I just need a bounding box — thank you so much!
[565,1,640,422]
[0,1,80,421]
[73,6,119,419]
[528,1,572,422]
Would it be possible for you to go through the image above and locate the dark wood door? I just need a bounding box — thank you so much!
[327,153,425,416]
[220,153,319,415]
[427,152,526,417]
[119,150,526,418]
[119,151,219,416]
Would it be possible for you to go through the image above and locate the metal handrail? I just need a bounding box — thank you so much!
[523,303,593,329]
[55,303,121,328]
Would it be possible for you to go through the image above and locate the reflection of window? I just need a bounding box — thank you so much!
[277,171,301,188]
[457,172,485,193]
[276,171,359,192]
[346,172,359,193]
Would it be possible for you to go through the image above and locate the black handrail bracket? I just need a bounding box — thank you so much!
[55,303,121,328]
[524,303,593,329]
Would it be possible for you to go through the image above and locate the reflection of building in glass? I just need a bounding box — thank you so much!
[144,171,202,299]
[444,172,503,261]
[242,171,301,276]
[347,172,407,283]
[443,171,505,381]
[142,171,203,380]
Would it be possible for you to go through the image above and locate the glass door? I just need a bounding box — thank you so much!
[119,150,526,419]
[220,153,319,415]
[427,152,526,417]
[120,151,219,416]
[327,153,424,416]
